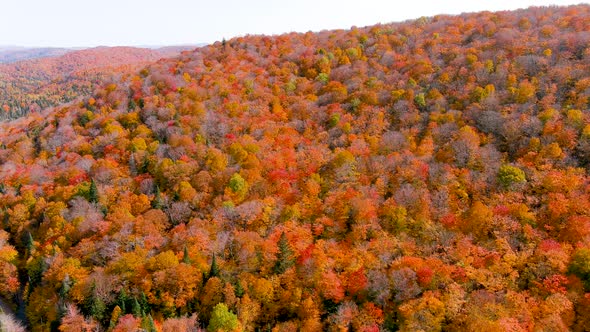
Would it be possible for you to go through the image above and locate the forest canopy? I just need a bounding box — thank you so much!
[1,4,590,331]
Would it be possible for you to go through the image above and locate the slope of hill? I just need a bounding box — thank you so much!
[0,46,194,120]
[1,4,590,331]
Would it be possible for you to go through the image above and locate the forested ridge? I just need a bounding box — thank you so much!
[0,47,72,64]
[1,4,590,331]
[0,46,191,121]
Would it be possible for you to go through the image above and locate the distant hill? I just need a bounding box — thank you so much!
[140,43,207,50]
[0,46,196,119]
[0,47,74,63]
[7,46,181,74]
[0,45,203,64]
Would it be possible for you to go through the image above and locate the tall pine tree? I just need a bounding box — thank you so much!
[273,232,295,274]
[139,291,150,315]
[117,289,128,313]
[131,297,143,317]
[88,179,99,203]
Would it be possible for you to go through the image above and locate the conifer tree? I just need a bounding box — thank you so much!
[273,232,295,274]
[88,179,99,203]
[139,157,150,174]
[209,253,220,279]
[234,281,244,298]
[139,291,150,315]
[131,297,143,317]
[152,185,163,209]
[59,274,71,299]
[25,231,34,253]
[117,289,127,313]
[183,245,191,264]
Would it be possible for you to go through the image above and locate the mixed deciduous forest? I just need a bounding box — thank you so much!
[1,4,590,331]
[0,46,192,121]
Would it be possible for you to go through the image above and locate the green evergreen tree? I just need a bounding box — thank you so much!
[128,99,137,111]
[183,245,191,264]
[139,291,150,315]
[139,156,150,174]
[209,253,220,279]
[273,232,295,274]
[131,297,143,317]
[234,281,244,298]
[117,289,128,313]
[25,231,34,253]
[152,185,163,209]
[59,274,71,299]
[88,179,99,203]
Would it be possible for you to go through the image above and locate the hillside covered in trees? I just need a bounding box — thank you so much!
[1,4,590,331]
[0,46,193,121]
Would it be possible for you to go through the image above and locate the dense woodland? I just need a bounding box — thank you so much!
[0,47,190,121]
[1,4,590,331]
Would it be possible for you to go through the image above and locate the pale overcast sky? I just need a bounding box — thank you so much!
[0,0,586,47]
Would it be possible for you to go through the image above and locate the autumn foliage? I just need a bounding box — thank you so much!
[1,4,590,331]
